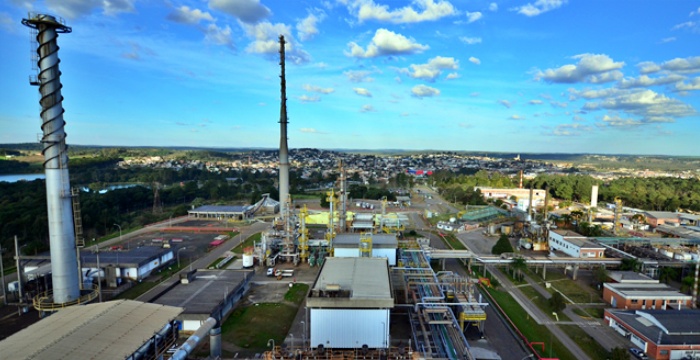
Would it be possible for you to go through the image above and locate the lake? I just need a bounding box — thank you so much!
[0,174,46,183]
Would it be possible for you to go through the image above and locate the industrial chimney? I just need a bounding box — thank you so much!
[22,13,80,303]
[278,35,289,217]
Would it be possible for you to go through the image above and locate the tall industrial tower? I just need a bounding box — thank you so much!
[22,13,80,304]
[278,35,290,217]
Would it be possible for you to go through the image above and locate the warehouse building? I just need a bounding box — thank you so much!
[603,282,693,310]
[548,229,605,258]
[80,246,174,285]
[153,269,253,332]
[605,309,700,360]
[307,257,393,349]
[0,300,182,360]
[332,233,398,266]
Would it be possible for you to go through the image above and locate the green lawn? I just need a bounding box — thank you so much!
[233,232,261,254]
[221,303,298,350]
[573,307,604,319]
[560,325,611,360]
[548,279,602,304]
[518,285,571,322]
[113,281,157,300]
[284,283,309,303]
[485,287,576,360]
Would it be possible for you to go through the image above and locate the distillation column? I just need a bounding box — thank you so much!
[22,14,80,303]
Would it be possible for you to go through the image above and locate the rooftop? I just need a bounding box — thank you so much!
[153,269,252,317]
[604,282,692,299]
[607,309,700,345]
[643,211,679,219]
[190,205,250,213]
[551,229,586,238]
[308,257,393,309]
[608,271,658,284]
[333,233,398,248]
[0,300,182,360]
[80,245,173,267]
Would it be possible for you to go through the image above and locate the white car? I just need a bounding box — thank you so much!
[266,268,274,277]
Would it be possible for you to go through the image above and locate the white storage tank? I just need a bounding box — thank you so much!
[673,252,691,261]
[242,246,254,268]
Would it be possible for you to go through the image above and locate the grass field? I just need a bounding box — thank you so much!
[284,283,309,303]
[233,232,261,254]
[517,285,571,322]
[560,325,610,360]
[573,307,604,319]
[113,281,158,300]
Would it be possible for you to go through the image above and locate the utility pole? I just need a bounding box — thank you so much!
[15,235,23,303]
[94,245,102,303]
[0,246,6,305]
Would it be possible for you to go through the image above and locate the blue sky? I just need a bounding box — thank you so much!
[1,0,699,155]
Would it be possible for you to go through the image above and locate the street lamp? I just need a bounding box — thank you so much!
[94,245,102,303]
[177,247,187,268]
[290,333,294,349]
[113,223,123,249]
[267,339,275,359]
[300,320,306,347]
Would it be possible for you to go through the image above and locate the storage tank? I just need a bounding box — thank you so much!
[673,252,691,261]
[242,247,254,268]
[488,223,497,235]
[660,249,674,258]
[449,217,456,223]
[501,225,512,235]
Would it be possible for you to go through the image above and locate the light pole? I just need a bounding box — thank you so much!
[301,320,306,347]
[113,223,123,249]
[177,247,187,268]
[290,333,294,349]
[381,321,386,348]
[267,339,275,359]
[94,245,102,303]
[0,247,6,305]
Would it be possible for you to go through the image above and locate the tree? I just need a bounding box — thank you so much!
[510,256,527,281]
[492,234,514,255]
[659,266,678,284]
[620,258,641,272]
[549,291,566,312]
[593,265,609,286]
[610,347,630,360]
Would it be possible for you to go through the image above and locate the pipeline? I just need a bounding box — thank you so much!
[171,317,218,360]
[22,13,80,304]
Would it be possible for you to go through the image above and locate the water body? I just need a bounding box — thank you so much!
[0,174,46,183]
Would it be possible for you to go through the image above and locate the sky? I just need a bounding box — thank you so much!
[0,0,699,156]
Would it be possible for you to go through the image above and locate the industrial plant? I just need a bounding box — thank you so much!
[2,12,700,360]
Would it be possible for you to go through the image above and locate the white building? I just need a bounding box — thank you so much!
[548,229,605,258]
[307,257,393,349]
[332,234,398,266]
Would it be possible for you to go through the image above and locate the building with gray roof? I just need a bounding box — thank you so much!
[332,233,398,265]
[307,257,393,349]
[605,309,700,359]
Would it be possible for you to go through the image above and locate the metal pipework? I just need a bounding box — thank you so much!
[278,35,290,218]
[171,317,217,360]
[22,13,80,304]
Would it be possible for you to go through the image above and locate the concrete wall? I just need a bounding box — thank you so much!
[310,308,389,348]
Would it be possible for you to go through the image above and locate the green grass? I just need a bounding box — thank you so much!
[434,231,466,250]
[284,283,309,303]
[485,287,576,360]
[221,303,298,350]
[114,281,158,300]
[291,193,320,200]
[518,285,571,322]
[209,255,236,269]
[548,279,602,304]
[560,325,610,360]
[526,267,568,281]
[233,232,261,254]
[573,307,604,319]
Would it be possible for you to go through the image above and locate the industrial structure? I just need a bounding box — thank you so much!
[21,13,96,309]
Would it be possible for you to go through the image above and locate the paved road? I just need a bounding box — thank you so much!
[136,221,270,302]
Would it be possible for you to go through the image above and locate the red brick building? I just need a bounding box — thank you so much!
[605,309,700,360]
[603,282,692,310]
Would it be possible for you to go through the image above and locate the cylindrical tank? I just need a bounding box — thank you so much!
[501,225,512,235]
[673,252,691,261]
[488,223,497,235]
[449,217,456,223]
[242,253,254,268]
[660,249,674,258]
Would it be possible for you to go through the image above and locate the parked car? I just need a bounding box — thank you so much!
[629,348,648,360]
[266,268,275,277]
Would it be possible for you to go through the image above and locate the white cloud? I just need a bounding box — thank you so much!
[446,72,460,79]
[660,37,676,43]
[599,115,643,127]
[535,53,624,84]
[672,21,698,31]
[550,101,568,108]
[661,56,700,74]
[168,6,214,24]
[618,74,685,89]
[465,11,482,23]
[498,99,512,108]
[205,24,234,49]
[353,88,373,97]
[691,7,700,16]
[577,88,696,124]
[240,21,310,64]
[298,95,320,102]
[470,92,480,97]
[411,84,440,97]
[300,127,327,134]
[346,0,458,24]
[405,56,458,81]
[489,3,498,11]
[459,36,482,45]
[529,99,543,105]
[637,61,661,74]
[675,77,700,91]
[512,0,567,17]
[297,12,325,41]
[303,84,334,94]
[45,0,135,19]
[209,0,271,23]
[572,115,585,122]
[509,114,524,120]
[346,28,429,58]
[360,104,376,112]
[468,56,480,65]
[548,123,592,136]
[344,70,374,82]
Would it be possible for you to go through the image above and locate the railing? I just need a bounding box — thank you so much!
[32,285,99,312]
